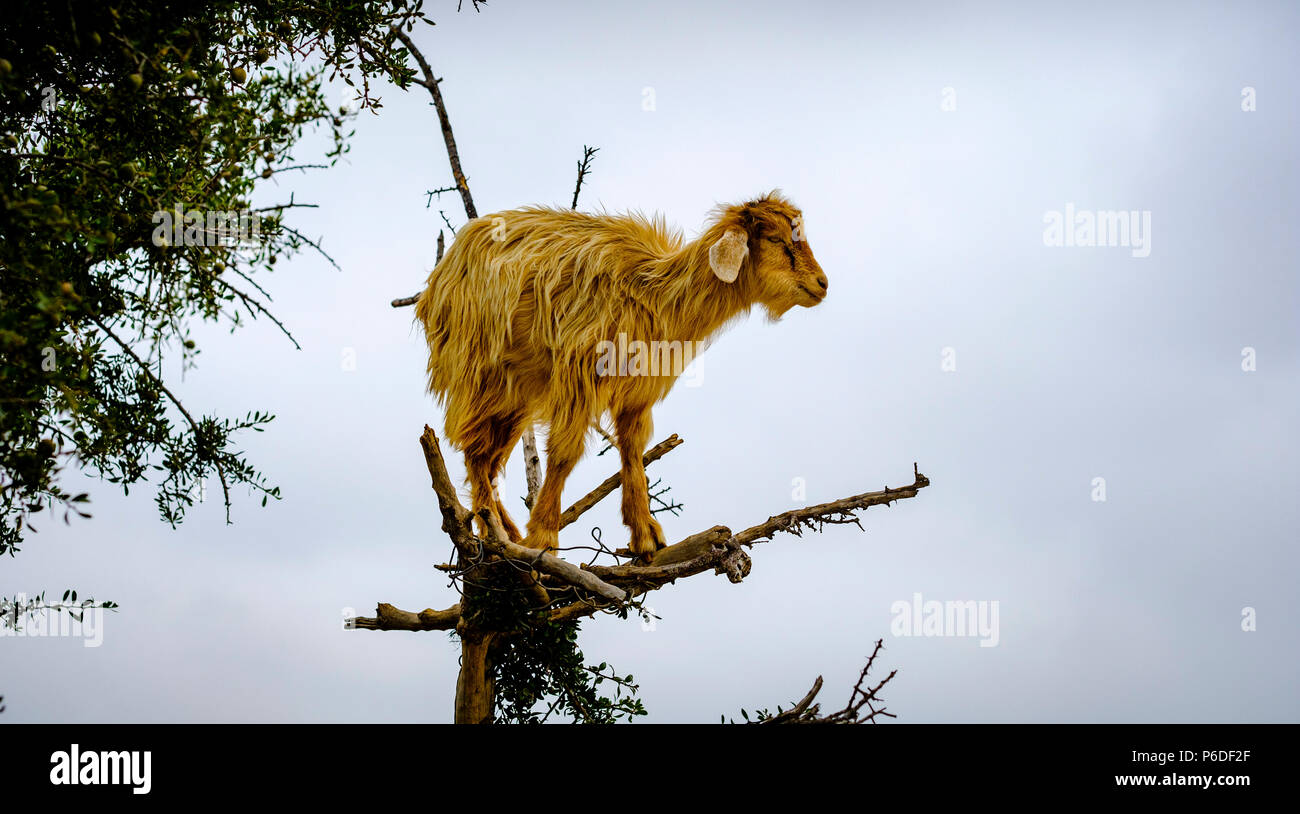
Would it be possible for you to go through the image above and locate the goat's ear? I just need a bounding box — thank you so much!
[708,228,749,283]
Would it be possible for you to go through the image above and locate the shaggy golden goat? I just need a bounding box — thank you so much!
[415,191,828,561]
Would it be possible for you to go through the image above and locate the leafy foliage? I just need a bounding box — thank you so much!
[457,557,647,724]
[0,0,435,556]
[492,617,647,724]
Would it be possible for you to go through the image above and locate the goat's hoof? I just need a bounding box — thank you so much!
[648,517,668,549]
[628,520,667,563]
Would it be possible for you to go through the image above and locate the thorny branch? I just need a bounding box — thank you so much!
[756,639,898,724]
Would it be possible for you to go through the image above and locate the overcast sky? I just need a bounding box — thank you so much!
[3,0,1297,723]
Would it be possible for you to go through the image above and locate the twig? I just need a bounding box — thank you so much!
[570,145,598,210]
[425,184,460,208]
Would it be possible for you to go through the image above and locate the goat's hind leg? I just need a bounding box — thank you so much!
[461,411,525,542]
[464,449,500,540]
[487,412,528,543]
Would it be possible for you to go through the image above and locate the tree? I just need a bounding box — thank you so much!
[0,1,437,561]
[348,25,929,723]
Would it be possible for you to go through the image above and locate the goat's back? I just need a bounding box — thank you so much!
[415,207,682,410]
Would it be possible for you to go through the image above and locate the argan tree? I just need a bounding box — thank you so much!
[0,3,467,720]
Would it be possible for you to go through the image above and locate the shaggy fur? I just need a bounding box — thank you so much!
[416,191,827,559]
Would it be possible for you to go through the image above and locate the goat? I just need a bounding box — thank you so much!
[415,191,828,561]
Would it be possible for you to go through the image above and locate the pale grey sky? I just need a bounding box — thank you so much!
[3,0,1297,723]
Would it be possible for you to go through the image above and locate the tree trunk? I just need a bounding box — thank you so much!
[454,631,495,724]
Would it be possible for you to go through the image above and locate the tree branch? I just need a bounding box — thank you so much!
[548,467,929,624]
[732,463,931,547]
[349,602,461,631]
[389,25,477,221]
[419,425,474,554]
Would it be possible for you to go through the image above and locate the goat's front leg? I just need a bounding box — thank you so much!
[615,405,666,562]
[525,413,587,554]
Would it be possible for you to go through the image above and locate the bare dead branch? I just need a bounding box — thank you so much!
[732,463,931,547]
[349,602,461,631]
[389,25,477,221]
[758,639,898,724]
[520,428,542,510]
[758,676,823,724]
[419,425,474,554]
[570,145,599,210]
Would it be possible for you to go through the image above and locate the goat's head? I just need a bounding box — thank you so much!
[707,192,828,319]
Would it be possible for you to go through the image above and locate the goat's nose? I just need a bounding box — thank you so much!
[815,274,828,292]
